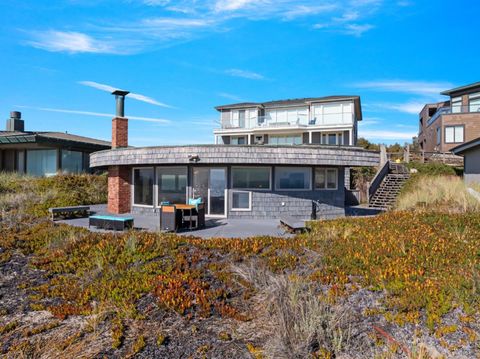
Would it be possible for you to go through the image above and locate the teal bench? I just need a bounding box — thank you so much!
[89,215,134,231]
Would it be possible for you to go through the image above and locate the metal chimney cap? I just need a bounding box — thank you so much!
[111,90,130,97]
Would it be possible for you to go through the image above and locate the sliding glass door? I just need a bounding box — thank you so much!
[192,167,227,217]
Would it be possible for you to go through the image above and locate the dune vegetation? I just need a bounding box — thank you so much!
[0,172,479,358]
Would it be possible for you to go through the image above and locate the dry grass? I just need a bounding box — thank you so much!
[232,264,354,358]
[396,175,480,212]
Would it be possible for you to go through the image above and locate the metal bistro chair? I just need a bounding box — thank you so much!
[159,204,181,232]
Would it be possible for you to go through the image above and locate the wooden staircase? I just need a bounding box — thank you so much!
[369,163,410,210]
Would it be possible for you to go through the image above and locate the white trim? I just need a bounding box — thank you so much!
[231,166,272,191]
[274,166,312,191]
[230,190,252,212]
[132,166,155,208]
[314,167,338,191]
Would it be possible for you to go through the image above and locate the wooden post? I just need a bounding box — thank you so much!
[380,145,387,167]
[403,143,410,163]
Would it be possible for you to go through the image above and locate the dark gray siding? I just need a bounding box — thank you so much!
[221,136,231,144]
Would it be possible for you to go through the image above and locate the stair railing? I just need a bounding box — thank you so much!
[368,160,390,204]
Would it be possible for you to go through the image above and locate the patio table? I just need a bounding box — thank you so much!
[89,215,134,231]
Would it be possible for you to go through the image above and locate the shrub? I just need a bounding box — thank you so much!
[406,162,460,177]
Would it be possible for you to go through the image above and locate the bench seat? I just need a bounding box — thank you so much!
[49,206,90,221]
[89,215,134,231]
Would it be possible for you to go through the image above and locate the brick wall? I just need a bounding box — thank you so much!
[108,165,131,214]
[112,117,128,148]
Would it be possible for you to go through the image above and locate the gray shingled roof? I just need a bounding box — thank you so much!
[0,130,110,148]
[441,81,480,96]
[451,136,480,155]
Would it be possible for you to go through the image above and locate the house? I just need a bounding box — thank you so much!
[451,137,480,185]
[213,96,361,146]
[418,81,480,153]
[90,92,379,220]
[0,111,110,176]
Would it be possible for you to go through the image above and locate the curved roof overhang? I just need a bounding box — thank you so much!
[90,145,379,168]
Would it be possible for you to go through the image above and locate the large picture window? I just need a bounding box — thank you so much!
[26,149,57,177]
[275,167,311,190]
[133,168,154,206]
[321,132,344,145]
[445,125,464,144]
[157,167,187,205]
[62,150,83,173]
[232,167,271,189]
[315,168,338,190]
[269,134,302,145]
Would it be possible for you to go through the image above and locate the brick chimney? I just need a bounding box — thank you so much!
[108,90,131,214]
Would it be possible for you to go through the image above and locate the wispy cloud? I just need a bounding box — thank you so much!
[352,80,454,96]
[16,105,171,123]
[225,69,264,80]
[372,101,426,114]
[79,81,173,108]
[24,0,402,54]
[218,92,244,101]
[361,129,416,140]
[27,31,121,54]
[342,23,374,36]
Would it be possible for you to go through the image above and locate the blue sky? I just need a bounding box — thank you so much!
[0,0,478,146]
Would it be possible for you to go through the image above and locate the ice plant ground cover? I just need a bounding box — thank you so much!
[0,212,478,357]
[0,173,479,357]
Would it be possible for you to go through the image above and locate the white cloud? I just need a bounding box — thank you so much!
[360,129,416,140]
[28,31,119,54]
[225,69,264,80]
[342,23,374,36]
[218,92,244,101]
[79,81,173,108]
[16,106,171,123]
[214,0,261,12]
[353,80,454,96]
[374,101,426,114]
[24,0,395,53]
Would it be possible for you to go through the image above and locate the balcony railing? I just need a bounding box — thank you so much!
[220,113,354,130]
[427,105,480,126]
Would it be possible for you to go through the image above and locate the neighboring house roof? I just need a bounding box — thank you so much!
[451,136,480,155]
[441,81,480,96]
[0,130,111,148]
[215,95,363,120]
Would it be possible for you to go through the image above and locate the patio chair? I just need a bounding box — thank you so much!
[159,204,181,232]
[184,199,205,229]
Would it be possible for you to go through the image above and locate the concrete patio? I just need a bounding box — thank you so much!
[57,204,382,239]
[58,204,292,239]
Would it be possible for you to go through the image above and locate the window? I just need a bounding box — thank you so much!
[469,92,480,112]
[275,167,311,190]
[315,168,338,190]
[231,136,246,145]
[321,133,343,145]
[269,134,302,145]
[26,149,57,177]
[232,167,271,189]
[445,125,464,143]
[231,191,252,211]
[62,150,84,173]
[133,168,154,206]
[157,167,187,205]
[17,150,25,174]
[451,97,462,113]
[254,135,264,144]
[436,127,441,145]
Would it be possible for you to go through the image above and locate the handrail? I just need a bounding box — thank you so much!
[368,160,390,202]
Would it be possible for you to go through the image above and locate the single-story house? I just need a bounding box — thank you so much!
[451,137,480,185]
[0,111,111,176]
[90,94,380,220]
